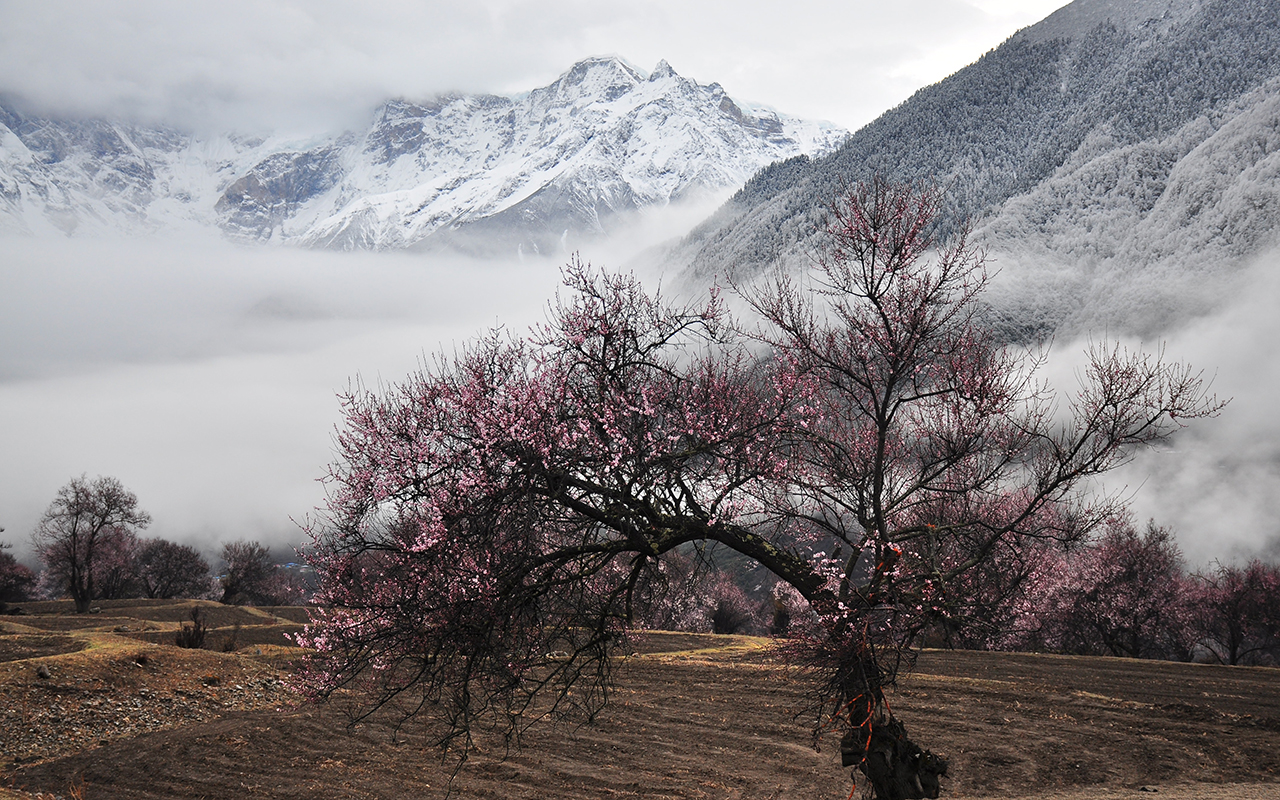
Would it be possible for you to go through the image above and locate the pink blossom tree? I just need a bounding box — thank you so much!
[1011,518,1198,660]
[296,182,1222,800]
[91,527,142,600]
[915,537,1062,651]
[38,524,141,602]
[32,475,151,613]
[1194,559,1280,666]
[296,261,793,751]
[741,178,1220,797]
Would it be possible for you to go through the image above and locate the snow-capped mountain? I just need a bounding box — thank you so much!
[0,57,846,254]
[668,0,1280,339]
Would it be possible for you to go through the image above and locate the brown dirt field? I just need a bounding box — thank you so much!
[0,603,1277,799]
[15,599,292,628]
[254,607,316,625]
[0,635,87,663]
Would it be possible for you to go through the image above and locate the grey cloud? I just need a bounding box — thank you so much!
[3,216,1265,572]
[0,0,1068,133]
[0,188,723,562]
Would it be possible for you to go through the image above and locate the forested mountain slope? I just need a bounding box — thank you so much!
[673,0,1280,338]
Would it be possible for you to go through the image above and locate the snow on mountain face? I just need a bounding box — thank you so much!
[1017,0,1202,44]
[979,75,1280,335]
[290,56,845,254]
[0,57,846,254]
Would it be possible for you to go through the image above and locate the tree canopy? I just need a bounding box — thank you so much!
[295,181,1222,799]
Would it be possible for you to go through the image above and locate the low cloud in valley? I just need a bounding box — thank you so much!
[0,233,568,560]
[1039,249,1280,567]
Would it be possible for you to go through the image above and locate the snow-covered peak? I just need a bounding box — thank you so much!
[649,59,678,81]
[536,55,646,105]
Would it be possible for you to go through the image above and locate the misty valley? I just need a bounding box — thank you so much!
[3,1,1280,798]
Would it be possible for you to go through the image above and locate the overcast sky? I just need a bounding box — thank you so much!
[0,0,1069,133]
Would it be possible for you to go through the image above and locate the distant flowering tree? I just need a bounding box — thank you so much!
[914,537,1062,651]
[38,523,141,602]
[706,571,765,635]
[91,527,142,600]
[296,181,1222,800]
[1012,518,1197,660]
[1194,559,1280,666]
[628,552,708,632]
[0,542,36,604]
[32,475,152,613]
[628,552,767,635]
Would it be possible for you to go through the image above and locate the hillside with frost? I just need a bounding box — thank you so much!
[0,57,845,255]
[670,0,1280,339]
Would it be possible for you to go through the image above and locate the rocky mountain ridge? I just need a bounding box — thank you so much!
[0,56,846,255]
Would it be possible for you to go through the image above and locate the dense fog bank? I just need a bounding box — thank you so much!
[0,234,567,561]
[4,230,1278,569]
[1042,247,1280,566]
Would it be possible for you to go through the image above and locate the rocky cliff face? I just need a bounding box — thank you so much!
[0,57,846,255]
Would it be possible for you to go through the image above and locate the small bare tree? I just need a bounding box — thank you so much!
[220,540,301,605]
[32,476,151,613]
[1195,559,1280,666]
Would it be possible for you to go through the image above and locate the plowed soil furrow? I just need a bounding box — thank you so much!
[2,604,1277,799]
